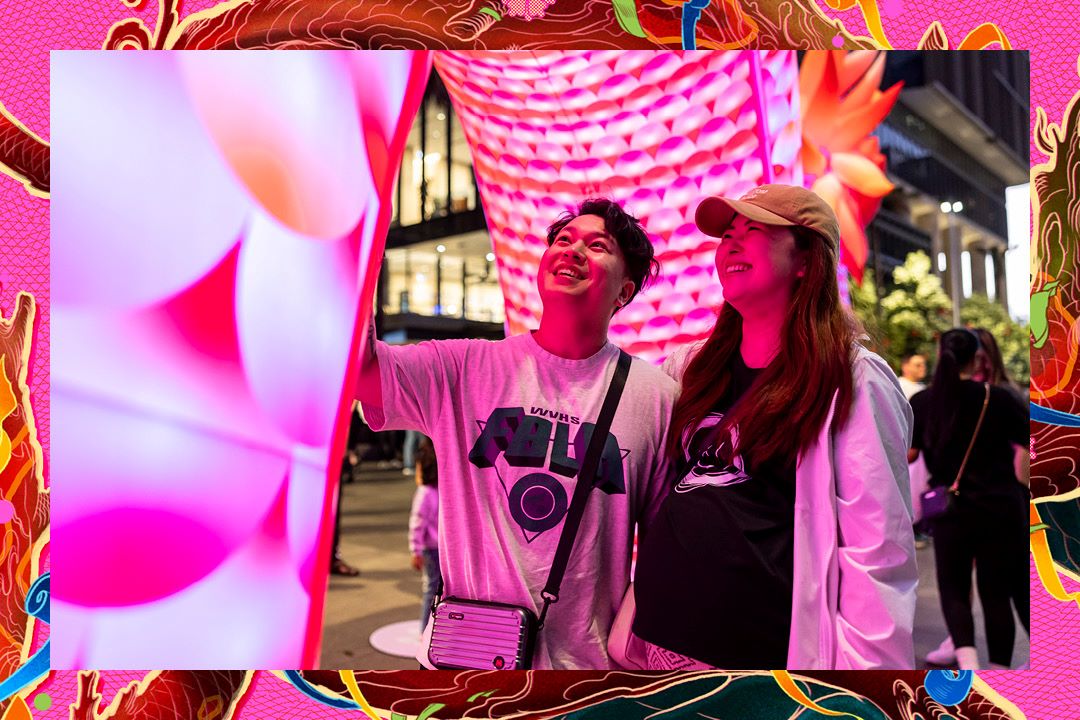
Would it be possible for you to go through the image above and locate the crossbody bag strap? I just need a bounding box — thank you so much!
[949,382,991,495]
[537,350,632,628]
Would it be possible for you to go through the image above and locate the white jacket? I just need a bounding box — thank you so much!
[662,343,917,669]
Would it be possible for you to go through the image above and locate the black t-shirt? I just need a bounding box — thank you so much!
[910,381,1029,499]
[633,351,795,668]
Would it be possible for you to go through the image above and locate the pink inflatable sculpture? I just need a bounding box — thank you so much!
[50,51,429,668]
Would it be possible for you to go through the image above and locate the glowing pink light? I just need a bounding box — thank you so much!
[647,207,685,236]
[667,63,708,96]
[54,509,231,607]
[630,121,670,153]
[648,94,690,125]
[656,136,696,168]
[613,149,654,178]
[597,73,636,100]
[591,134,630,161]
[613,51,653,75]
[607,110,649,138]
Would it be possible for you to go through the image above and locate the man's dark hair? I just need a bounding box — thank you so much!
[901,351,925,363]
[545,198,660,308]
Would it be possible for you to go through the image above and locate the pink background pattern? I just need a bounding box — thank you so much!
[0,0,1072,717]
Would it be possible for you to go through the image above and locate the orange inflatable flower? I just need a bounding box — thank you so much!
[800,51,901,283]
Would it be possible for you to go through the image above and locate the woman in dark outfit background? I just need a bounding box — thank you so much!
[629,185,917,670]
[909,328,1030,670]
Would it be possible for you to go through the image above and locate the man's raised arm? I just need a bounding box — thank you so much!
[355,315,383,410]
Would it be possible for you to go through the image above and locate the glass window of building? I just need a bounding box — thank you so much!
[437,250,463,316]
[387,250,437,315]
[465,255,504,323]
[392,73,478,227]
[382,232,504,324]
[451,108,476,214]
[424,93,451,220]
[396,120,422,226]
[384,250,408,313]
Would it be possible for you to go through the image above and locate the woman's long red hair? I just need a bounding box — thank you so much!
[666,227,860,471]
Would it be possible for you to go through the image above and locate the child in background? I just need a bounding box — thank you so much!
[409,436,440,633]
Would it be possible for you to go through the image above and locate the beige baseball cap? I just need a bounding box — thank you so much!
[695,184,840,252]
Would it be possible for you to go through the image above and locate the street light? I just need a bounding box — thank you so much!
[435,246,444,314]
[938,200,963,326]
[961,250,972,299]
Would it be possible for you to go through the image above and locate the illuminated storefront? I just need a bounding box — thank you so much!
[382,72,505,339]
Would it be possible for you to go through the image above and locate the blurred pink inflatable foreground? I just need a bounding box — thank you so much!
[50,51,429,668]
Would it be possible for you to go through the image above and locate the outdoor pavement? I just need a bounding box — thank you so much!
[320,466,1029,670]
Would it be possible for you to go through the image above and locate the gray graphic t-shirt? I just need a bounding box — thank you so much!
[362,332,677,669]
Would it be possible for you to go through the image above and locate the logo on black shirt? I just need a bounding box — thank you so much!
[677,414,751,492]
[468,406,628,541]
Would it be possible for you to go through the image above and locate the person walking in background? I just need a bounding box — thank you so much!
[632,185,917,670]
[972,327,1029,487]
[898,352,931,550]
[898,352,928,401]
[402,429,421,477]
[409,435,441,632]
[331,404,364,576]
[972,328,1025,402]
[909,328,1030,670]
[925,327,1029,667]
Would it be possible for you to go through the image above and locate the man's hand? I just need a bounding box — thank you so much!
[411,554,424,571]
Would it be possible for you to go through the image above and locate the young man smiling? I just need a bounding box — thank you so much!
[355,198,678,669]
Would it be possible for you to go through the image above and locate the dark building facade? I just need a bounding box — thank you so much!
[378,72,505,342]
[869,51,1028,317]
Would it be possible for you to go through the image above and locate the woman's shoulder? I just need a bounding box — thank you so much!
[660,339,706,382]
[908,387,929,408]
[850,345,903,390]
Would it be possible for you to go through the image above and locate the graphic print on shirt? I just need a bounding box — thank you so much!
[467,406,629,542]
[676,413,751,493]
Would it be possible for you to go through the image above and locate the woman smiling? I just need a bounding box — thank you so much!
[631,184,918,670]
